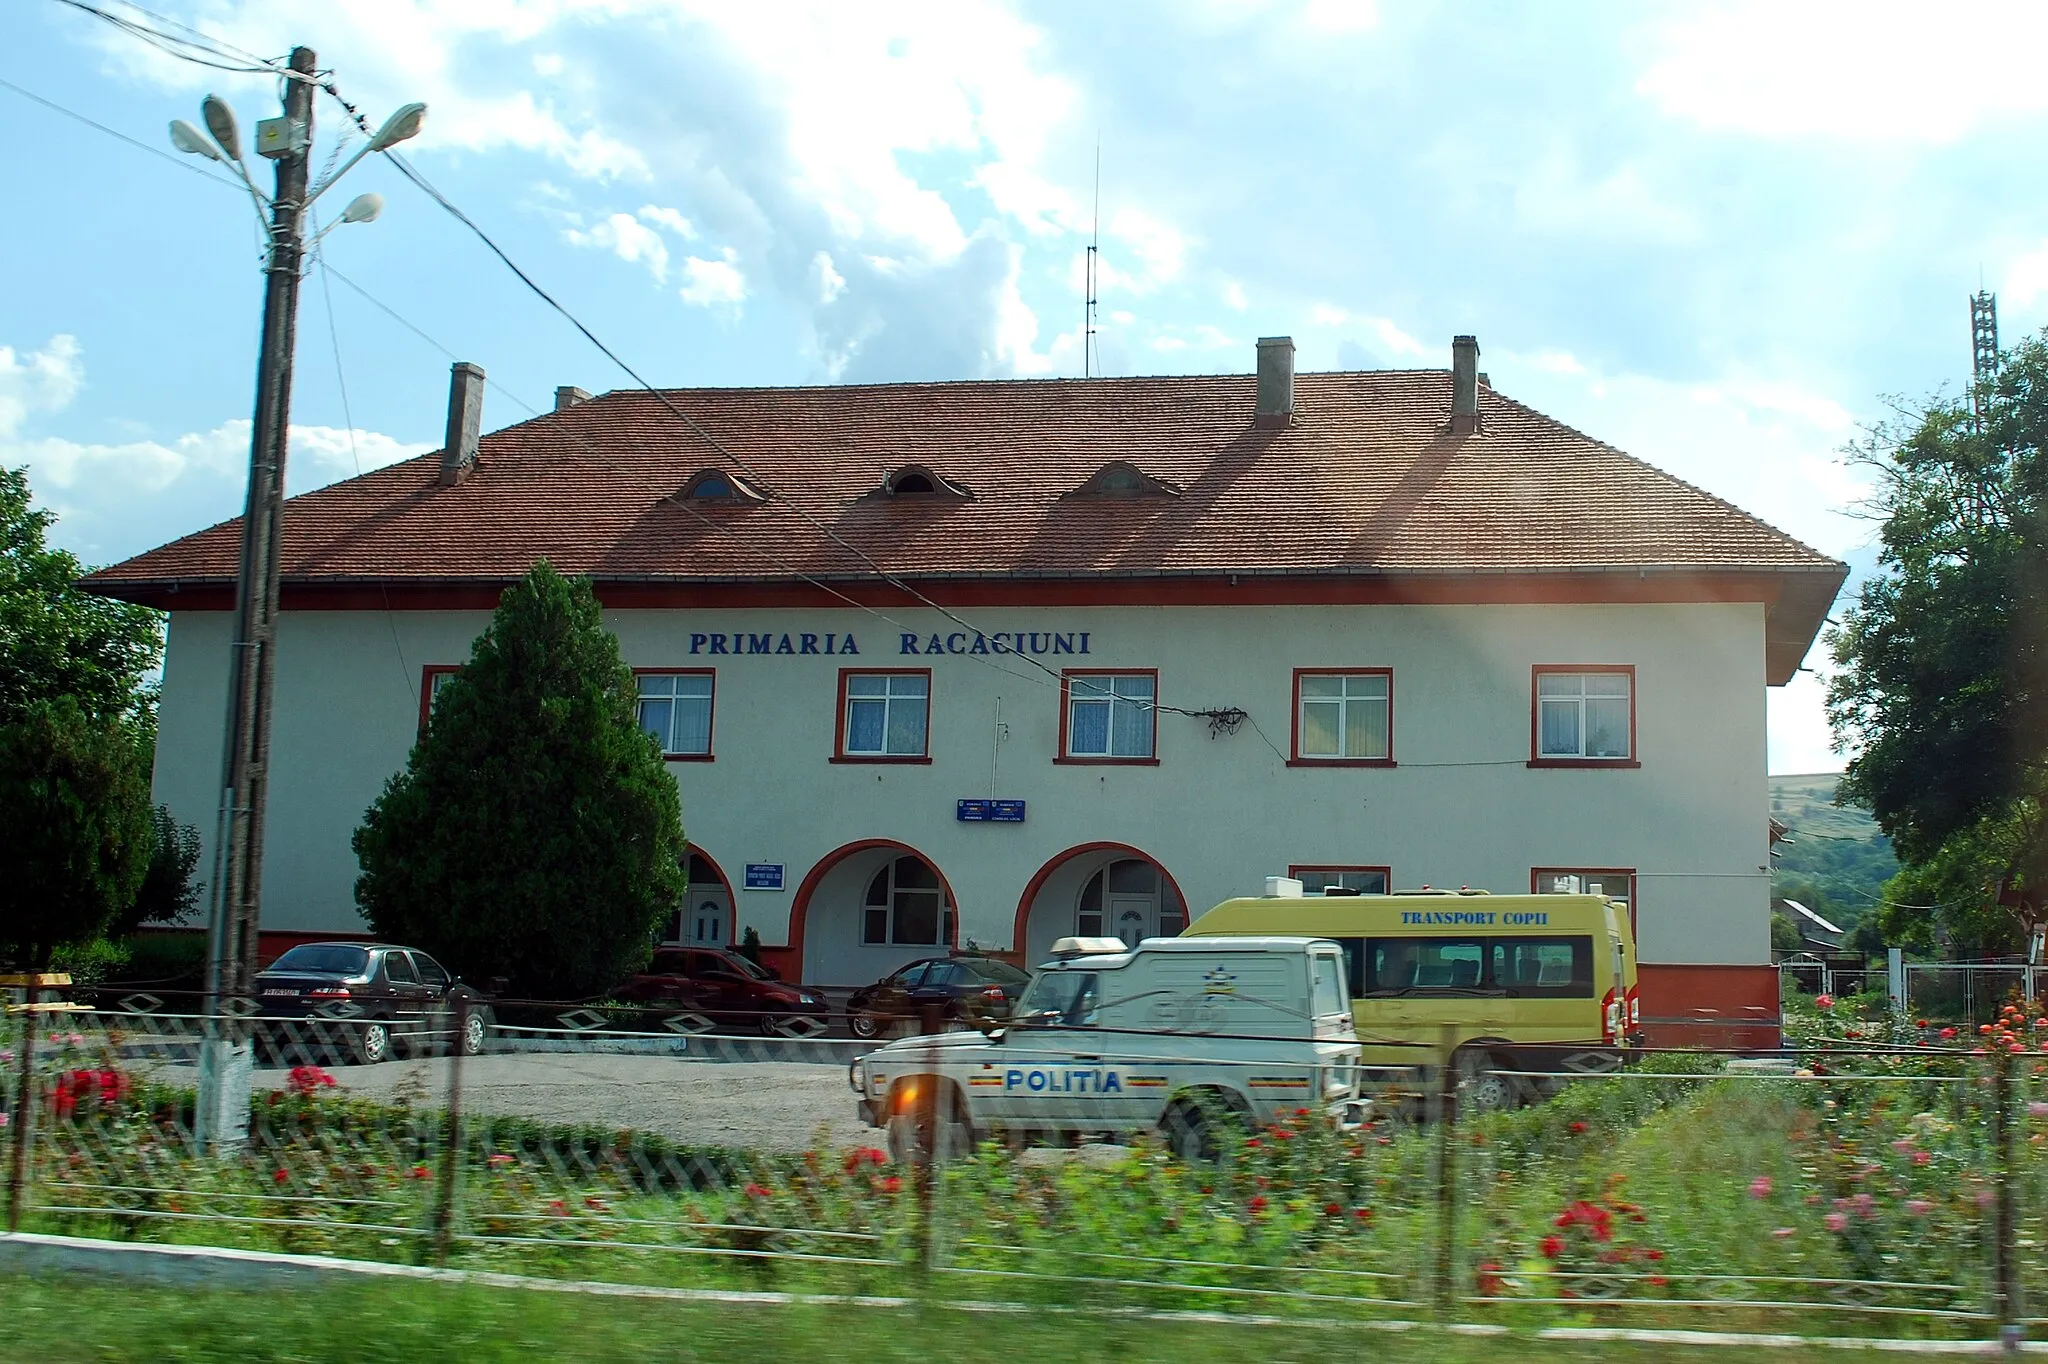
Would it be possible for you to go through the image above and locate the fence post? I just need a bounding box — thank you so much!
[912,999,945,1283]
[5,991,36,1233]
[1992,1039,2020,1347]
[431,997,467,1266]
[1434,1025,1458,1317]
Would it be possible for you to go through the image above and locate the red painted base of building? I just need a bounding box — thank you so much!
[1637,962,1782,1051]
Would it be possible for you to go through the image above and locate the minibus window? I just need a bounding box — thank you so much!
[1336,938,1368,997]
[1365,938,1489,995]
[1488,937,1595,999]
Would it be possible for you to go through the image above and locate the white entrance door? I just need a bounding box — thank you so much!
[1110,896,1153,948]
[691,897,727,946]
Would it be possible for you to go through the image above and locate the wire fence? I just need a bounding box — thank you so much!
[5,980,2046,1342]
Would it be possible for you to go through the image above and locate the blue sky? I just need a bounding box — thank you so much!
[5,0,2048,774]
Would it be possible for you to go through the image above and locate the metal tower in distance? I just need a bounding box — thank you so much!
[1971,290,1999,424]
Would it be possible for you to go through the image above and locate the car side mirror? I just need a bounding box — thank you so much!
[975,1018,1005,1042]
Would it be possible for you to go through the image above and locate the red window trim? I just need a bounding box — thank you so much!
[1287,864,1394,893]
[833,667,934,763]
[1287,666,1396,767]
[1528,664,1639,768]
[1530,866,1638,935]
[417,665,461,735]
[1057,667,1163,765]
[632,666,717,762]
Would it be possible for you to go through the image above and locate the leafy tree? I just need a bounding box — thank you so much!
[0,697,154,968]
[353,562,686,997]
[1828,332,2048,955]
[0,466,162,727]
[1770,911,1802,954]
[115,804,204,935]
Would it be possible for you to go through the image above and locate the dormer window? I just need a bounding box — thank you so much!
[1066,460,1180,499]
[679,468,765,504]
[876,465,970,499]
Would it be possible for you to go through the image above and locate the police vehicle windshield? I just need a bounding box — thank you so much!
[1014,970,1100,1027]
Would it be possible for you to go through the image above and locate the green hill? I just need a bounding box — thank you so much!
[1768,772,1898,931]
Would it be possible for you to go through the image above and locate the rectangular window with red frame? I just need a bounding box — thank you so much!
[1291,669,1393,764]
[837,670,930,760]
[1288,865,1391,895]
[1532,867,1636,932]
[418,665,461,733]
[1060,670,1157,762]
[636,670,715,759]
[1531,666,1636,764]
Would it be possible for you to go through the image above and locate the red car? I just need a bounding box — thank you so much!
[614,947,828,1036]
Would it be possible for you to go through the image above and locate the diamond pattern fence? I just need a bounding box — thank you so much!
[6,982,2047,1340]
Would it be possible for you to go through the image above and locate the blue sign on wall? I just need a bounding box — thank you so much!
[958,799,1026,823]
[743,863,785,891]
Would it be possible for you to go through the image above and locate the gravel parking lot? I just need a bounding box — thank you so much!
[144,1052,870,1152]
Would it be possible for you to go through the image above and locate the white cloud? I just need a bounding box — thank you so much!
[2007,241,2048,310]
[1768,666,1844,775]
[0,335,84,439]
[564,211,671,281]
[1302,0,1380,34]
[1105,206,1187,293]
[1222,280,1248,311]
[1636,1,2048,143]
[1514,150,1697,245]
[813,251,847,304]
[678,249,747,312]
[637,205,698,241]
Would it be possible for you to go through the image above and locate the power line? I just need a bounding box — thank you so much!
[50,0,300,78]
[0,73,239,190]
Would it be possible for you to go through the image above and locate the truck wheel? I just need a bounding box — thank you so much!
[884,1085,972,1165]
[1161,1092,1248,1163]
[1453,1048,1523,1114]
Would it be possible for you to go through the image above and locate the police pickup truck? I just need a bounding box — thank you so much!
[850,935,1366,1161]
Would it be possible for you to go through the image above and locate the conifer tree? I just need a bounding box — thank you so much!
[353,562,685,997]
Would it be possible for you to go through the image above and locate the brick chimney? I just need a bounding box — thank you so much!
[440,361,485,485]
[1254,336,1294,429]
[555,385,590,411]
[1449,335,1481,435]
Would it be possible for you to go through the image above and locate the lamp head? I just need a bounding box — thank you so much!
[169,119,223,161]
[200,94,243,162]
[368,102,427,152]
[339,191,383,225]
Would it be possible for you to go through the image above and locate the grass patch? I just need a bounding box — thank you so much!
[0,1271,1961,1363]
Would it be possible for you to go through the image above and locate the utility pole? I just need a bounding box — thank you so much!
[196,46,317,1150]
[167,52,423,1151]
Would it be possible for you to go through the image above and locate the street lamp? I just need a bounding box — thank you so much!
[167,60,426,1153]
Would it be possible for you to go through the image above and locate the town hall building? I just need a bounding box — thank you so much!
[86,335,1845,1046]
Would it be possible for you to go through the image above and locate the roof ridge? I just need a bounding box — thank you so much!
[585,367,1451,401]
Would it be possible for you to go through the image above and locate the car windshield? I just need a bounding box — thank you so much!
[1013,970,1100,1026]
[268,945,369,976]
[727,954,771,980]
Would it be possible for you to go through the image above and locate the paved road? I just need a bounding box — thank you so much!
[144,1052,871,1153]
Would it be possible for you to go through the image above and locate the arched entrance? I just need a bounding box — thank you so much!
[790,840,958,986]
[663,850,735,948]
[1013,842,1187,966]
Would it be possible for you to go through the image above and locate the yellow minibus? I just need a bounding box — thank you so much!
[1183,885,1639,1110]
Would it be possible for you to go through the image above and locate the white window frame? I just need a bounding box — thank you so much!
[1294,670,1393,762]
[1062,671,1157,760]
[860,856,951,946]
[1535,669,1634,761]
[840,671,930,759]
[636,671,715,758]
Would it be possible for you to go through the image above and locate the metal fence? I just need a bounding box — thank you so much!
[5,982,2046,1342]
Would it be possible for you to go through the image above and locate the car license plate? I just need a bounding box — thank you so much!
[262,988,298,996]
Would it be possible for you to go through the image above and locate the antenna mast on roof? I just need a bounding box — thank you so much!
[1083,141,1099,379]
[1970,288,1999,428]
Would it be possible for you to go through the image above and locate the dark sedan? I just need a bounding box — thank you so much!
[612,947,829,1036]
[253,942,492,1064]
[845,954,1031,1039]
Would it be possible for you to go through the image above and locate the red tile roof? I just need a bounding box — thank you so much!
[83,368,1845,679]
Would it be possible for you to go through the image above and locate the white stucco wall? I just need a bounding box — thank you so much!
[151,600,1769,984]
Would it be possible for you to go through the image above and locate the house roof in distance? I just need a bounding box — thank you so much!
[83,354,1847,683]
